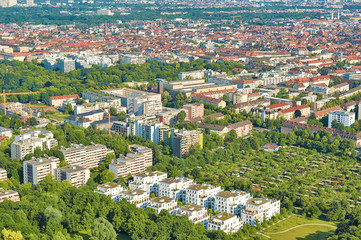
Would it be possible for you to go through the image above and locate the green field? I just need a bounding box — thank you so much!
[262,215,337,240]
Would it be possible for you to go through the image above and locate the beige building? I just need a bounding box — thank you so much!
[0,168,7,181]
[119,189,149,208]
[23,157,59,185]
[183,103,204,120]
[55,165,90,188]
[0,189,20,203]
[176,204,210,227]
[173,130,203,158]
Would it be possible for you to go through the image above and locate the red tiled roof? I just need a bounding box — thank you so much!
[280,105,310,114]
[50,94,79,100]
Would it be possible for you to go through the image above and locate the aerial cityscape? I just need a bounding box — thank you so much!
[1,0,361,239]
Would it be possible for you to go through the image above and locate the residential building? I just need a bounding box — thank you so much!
[173,130,203,158]
[11,129,58,160]
[214,191,252,215]
[0,127,12,138]
[119,189,149,208]
[178,70,205,80]
[147,196,178,214]
[55,165,90,188]
[183,103,204,120]
[228,120,253,137]
[49,94,79,107]
[241,198,280,225]
[0,189,20,203]
[120,54,145,64]
[328,110,355,128]
[23,156,59,185]
[176,204,210,227]
[0,168,7,181]
[109,146,153,179]
[312,106,342,119]
[129,171,167,194]
[311,97,335,111]
[279,105,310,121]
[158,177,194,201]
[208,213,243,234]
[94,182,124,202]
[231,99,270,113]
[185,184,222,208]
[129,144,153,168]
[82,91,119,103]
[155,108,183,126]
[58,59,75,73]
[0,0,17,8]
[60,143,114,169]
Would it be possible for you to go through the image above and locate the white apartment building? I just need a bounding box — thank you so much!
[176,204,210,227]
[119,189,149,208]
[158,177,194,201]
[128,171,167,194]
[0,189,20,203]
[241,198,280,226]
[147,197,178,214]
[60,143,114,169]
[207,213,243,234]
[185,184,222,208]
[0,126,12,138]
[328,110,355,128]
[55,165,90,188]
[214,191,252,215]
[0,168,7,181]
[23,156,59,185]
[94,182,124,202]
[11,129,58,160]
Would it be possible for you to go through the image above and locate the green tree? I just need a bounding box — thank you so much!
[91,217,117,240]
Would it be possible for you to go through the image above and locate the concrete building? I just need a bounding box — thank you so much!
[120,54,146,64]
[158,177,194,201]
[23,156,59,185]
[214,191,252,215]
[178,70,205,80]
[228,120,253,137]
[0,189,20,203]
[176,204,210,227]
[129,144,153,168]
[49,94,79,107]
[101,88,162,116]
[55,165,90,188]
[0,126,12,138]
[0,0,17,8]
[328,110,355,128]
[241,198,280,225]
[129,171,167,194]
[279,105,311,121]
[109,146,153,179]
[11,129,58,160]
[173,130,203,158]
[0,168,7,181]
[60,143,114,169]
[119,189,149,208]
[58,59,75,73]
[183,103,204,121]
[94,182,124,202]
[185,184,222,208]
[208,213,243,234]
[147,197,178,214]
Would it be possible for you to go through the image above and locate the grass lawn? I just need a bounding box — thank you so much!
[46,111,70,121]
[263,215,337,240]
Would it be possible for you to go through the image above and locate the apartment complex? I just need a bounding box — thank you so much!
[176,204,210,227]
[11,129,58,160]
[60,143,114,169]
[49,94,79,107]
[129,171,167,194]
[173,130,203,158]
[183,103,204,120]
[109,145,153,178]
[23,156,59,185]
[208,213,243,234]
[328,110,355,128]
[185,184,222,208]
[119,189,149,208]
[147,197,178,214]
[241,198,280,225]
[158,177,194,201]
[0,168,7,181]
[214,191,252,215]
[101,88,162,116]
[94,182,124,202]
[55,165,90,188]
[0,189,20,203]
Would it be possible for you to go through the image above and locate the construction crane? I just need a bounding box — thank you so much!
[100,108,112,135]
[2,90,40,116]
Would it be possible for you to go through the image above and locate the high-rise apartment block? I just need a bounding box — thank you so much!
[60,143,114,169]
[0,168,7,181]
[328,110,355,128]
[173,130,203,158]
[183,103,204,120]
[11,129,58,160]
[23,156,59,185]
[109,145,153,179]
[55,165,90,188]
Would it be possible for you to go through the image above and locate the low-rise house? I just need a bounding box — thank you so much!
[261,144,281,152]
